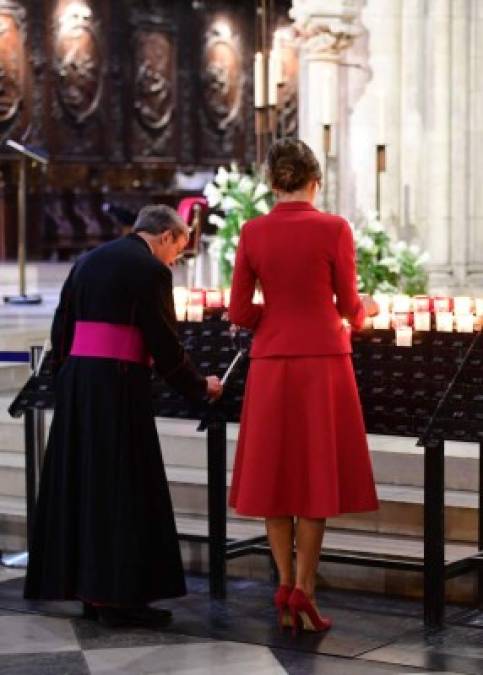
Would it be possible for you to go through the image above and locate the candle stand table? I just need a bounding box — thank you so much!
[8,319,483,628]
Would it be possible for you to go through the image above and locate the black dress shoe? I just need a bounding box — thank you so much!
[82,602,98,620]
[97,605,173,629]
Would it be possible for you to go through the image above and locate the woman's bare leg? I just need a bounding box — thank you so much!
[294,517,326,597]
[265,517,295,586]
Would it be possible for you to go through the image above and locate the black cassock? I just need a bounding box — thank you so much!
[24,233,206,605]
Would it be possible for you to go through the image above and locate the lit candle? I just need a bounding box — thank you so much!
[268,50,279,107]
[175,303,187,321]
[392,312,411,329]
[392,295,411,313]
[253,289,264,304]
[223,288,231,308]
[189,288,205,306]
[254,52,265,108]
[435,311,454,332]
[205,289,224,308]
[475,298,483,316]
[373,313,391,329]
[373,293,391,315]
[396,326,413,347]
[413,312,431,331]
[413,295,430,312]
[186,304,204,322]
[453,296,472,316]
[363,316,373,329]
[433,296,452,313]
[173,286,189,304]
[455,314,475,333]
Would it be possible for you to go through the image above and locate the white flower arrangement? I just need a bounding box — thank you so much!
[352,214,429,295]
[203,163,273,286]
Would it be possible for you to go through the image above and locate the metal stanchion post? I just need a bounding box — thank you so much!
[207,418,227,599]
[424,441,445,627]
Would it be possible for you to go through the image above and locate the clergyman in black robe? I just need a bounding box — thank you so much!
[24,204,222,626]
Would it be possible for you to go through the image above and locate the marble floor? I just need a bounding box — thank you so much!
[0,569,482,674]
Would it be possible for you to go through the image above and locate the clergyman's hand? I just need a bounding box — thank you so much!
[206,375,223,401]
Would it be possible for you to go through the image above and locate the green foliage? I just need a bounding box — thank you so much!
[352,214,429,296]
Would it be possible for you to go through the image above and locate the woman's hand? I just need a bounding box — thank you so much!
[361,294,379,317]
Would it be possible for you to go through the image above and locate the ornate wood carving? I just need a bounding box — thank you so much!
[0,1,28,140]
[127,5,177,162]
[201,21,242,133]
[47,0,109,161]
[52,0,103,123]
[195,7,251,165]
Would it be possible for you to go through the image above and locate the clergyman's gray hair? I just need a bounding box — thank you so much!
[132,204,189,239]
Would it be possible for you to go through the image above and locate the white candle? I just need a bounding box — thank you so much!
[268,50,278,106]
[254,52,265,108]
[393,294,411,313]
[373,313,391,329]
[173,286,189,305]
[392,312,411,329]
[456,314,475,333]
[475,298,483,316]
[175,303,187,321]
[396,326,413,347]
[321,72,337,124]
[186,305,204,322]
[413,295,430,312]
[414,312,431,331]
[433,296,451,312]
[453,296,472,315]
[374,293,391,314]
[435,311,454,332]
[223,288,231,308]
[363,316,373,329]
[377,89,386,144]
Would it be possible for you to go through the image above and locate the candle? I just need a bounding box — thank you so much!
[396,326,413,347]
[392,312,411,328]
[321,70,337,124]
[254,51,265,108]
[373,293,391,315]
[413,312,431,331]
[363,316,373,329]
[393,295,411,313]
[433,296,452,313]
[186,304,204,322]
[253,289,264,304]
[475,298,483,316]
[175,303,186,321]
[268,49,279,106]
[205,289,224,308]
[413,295,430,312]
[455,314,475,333]
[223,288,231,308]
[173,286,189,304]
[189,288,205,306]
[377,89,386,144]
[373,313,391,329]
[453,296,472,315]
[435,311,454,332]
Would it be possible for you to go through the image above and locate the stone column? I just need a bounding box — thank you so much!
[291,0,363,212]
[467,0,483,290]
[423,0,452,288]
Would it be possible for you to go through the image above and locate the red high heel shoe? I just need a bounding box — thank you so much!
[288,588,332,635]
[273,584,293,629]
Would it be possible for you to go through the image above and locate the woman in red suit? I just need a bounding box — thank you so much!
[228,139,378,634]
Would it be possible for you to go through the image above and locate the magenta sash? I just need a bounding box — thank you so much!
[70,321,150,365]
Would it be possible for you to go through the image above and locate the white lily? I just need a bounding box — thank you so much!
[238,176,254,194]
[208,213,226,229]
[203,182,221,208]
[257,199,270,214]
[214,166,229,187]
[253,181,270,200]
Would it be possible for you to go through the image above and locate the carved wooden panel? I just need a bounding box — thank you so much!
[194,5,253,165]
[46,0,110,161]
[0,1,31,143]
[126,3,177,163]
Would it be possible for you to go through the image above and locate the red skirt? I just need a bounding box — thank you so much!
[229,356,379,518]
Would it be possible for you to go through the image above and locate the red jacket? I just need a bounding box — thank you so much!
[228,201,364,357]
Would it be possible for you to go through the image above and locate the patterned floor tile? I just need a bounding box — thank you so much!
[0,614,79,655]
